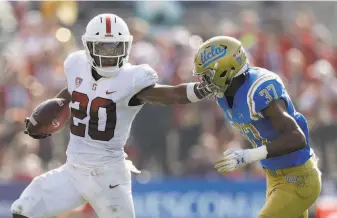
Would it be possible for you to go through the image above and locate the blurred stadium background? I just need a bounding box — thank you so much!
[1,1,337,218]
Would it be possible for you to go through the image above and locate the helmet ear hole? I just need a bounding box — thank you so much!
[231,67,235,70]
[220,70,227,77]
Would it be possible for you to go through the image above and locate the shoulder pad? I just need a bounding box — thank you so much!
[64,50,86,75]
[247,73,285,120]
[122,64,159,107]
[133,64,158,91]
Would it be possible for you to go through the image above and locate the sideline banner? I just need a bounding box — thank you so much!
[0,179,266,218]
[133,179,266,218]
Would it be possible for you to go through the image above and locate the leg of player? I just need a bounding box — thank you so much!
[91,181,135,218]
[73,160,135,218]
[12,215,28,218]
[258,158,321,218]
[11,165,86,218]
[259,190,313,218]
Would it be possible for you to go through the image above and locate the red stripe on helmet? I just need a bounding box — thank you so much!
[105,16,111,35]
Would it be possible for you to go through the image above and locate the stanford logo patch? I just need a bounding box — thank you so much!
[75,77,83,88]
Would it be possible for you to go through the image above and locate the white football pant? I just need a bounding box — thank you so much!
[11,159,135,218]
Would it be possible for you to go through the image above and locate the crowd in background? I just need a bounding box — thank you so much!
[1,1,337,185]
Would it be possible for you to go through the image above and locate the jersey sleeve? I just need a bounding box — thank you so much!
[124,64,158,107]
[63,54,73,93]
[248,74,286,120]
[133,64,158,92]
[64,52,76,80]
[63,51,85,94]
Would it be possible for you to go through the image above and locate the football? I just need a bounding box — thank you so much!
[27,98,71,135]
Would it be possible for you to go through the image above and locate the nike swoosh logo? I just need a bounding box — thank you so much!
[109,184,120,189]
[106,91,116,95]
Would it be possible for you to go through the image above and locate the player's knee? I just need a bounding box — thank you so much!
[11,199,24,216]
[122,206,135,218]
[100,205,135,218]
[12,214,29,218]
[11,198,30,217]
[11,196,44,218]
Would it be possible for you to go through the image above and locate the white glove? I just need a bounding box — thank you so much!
[214,148,250,173]
[214,146,268,174]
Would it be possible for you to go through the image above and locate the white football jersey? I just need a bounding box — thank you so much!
[64,50,158,166]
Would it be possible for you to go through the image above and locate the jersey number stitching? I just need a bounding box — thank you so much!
[259,84,278,105]
[232,122,270,148]
[70,91,117,141]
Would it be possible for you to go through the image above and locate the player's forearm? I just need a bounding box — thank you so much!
[166,83,205,104]
[137,83,209,106]
[246,129,306,162]
[265,129,306,158]
[264,110,307,158]
[246,99,307,162]
[160,83,208,105]
[151,84,192,105]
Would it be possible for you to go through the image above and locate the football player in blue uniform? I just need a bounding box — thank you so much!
[193,36,321,218]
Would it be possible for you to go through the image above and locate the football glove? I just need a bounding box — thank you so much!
[24,117,51,139]
[215,146,268,173]
[214,148,250,173]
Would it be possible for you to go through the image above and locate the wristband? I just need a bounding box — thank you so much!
[186,83,201,103]
[247,145,268,162]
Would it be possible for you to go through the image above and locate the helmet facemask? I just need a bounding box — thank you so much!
[88,41,129,66]
[82,36,132,77]
[194,68,234,99]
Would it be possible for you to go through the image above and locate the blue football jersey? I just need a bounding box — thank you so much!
[217,67,312,169]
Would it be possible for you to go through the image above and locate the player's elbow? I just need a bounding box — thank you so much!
[292,128,306,150]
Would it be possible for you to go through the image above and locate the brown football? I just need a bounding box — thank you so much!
[27,98,70,135]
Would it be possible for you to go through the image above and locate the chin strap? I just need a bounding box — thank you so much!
[214,63,249,98]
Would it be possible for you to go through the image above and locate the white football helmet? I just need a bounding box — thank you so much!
[82,13,133,77]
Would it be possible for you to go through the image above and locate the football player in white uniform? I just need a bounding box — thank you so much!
[11,14,210,218]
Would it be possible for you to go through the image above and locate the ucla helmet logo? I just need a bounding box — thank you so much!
[200,44,227,67]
